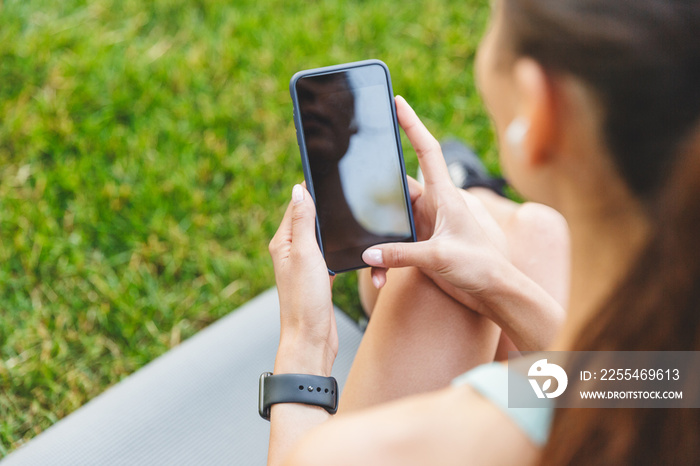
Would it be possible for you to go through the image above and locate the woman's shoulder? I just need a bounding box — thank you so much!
[453,361,553,447]
[287,372,541,466]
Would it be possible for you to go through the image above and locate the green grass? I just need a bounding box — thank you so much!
[0,0,494,454]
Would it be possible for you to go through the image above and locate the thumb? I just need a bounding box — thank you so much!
[290,184,318,249]
[362,241,435,270]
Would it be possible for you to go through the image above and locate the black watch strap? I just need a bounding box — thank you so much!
[258,372,338,421]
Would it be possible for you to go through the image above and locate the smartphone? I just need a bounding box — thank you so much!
[290,59,416,274]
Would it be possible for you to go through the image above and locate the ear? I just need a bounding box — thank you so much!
[512,58,558,167]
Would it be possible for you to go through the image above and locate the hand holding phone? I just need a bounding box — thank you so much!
[290,60,416,273]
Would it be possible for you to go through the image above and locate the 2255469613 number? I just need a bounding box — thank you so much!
[598,368,680,381]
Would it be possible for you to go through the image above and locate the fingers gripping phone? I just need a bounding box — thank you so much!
[290,59,416,274]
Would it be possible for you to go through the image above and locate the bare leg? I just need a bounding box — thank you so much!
[341,266,501,411]
[344,190,570,412]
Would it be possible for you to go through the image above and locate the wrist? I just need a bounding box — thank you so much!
[274,333,334,377]
[485,258,520,300]
[472,256,518,316]
[482,260,565,351]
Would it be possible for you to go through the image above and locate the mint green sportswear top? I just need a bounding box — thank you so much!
[451,362,553,446]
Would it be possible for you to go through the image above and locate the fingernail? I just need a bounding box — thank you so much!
[372,274,382,289]
[363,248,383,266]
[292,184,304,204]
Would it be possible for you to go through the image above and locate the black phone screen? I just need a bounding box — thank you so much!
[295,63,414,272]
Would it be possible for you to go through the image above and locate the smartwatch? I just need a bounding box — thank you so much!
[258,372,338,421]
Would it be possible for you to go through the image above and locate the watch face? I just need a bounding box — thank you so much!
[258,372,273,420]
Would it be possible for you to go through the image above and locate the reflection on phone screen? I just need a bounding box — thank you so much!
[296,64,413,272]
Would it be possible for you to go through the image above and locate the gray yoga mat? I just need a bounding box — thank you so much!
[1,288,364,466]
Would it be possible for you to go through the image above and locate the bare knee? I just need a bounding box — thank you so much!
[506,202,571,306]
[510,202,570,255]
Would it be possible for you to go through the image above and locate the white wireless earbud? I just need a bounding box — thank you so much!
[348,118,359,134]
[505,117,530,156]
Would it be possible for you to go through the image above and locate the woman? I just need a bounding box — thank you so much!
[267,0,700,464]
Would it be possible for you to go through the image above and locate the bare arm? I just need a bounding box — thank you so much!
[285,385,539,466]
[267,184,339,465]
[267,341,333,466]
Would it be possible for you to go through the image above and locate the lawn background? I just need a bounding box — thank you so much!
[0,0,496,455]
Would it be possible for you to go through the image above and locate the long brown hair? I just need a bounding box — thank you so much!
[500,0,700,464]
